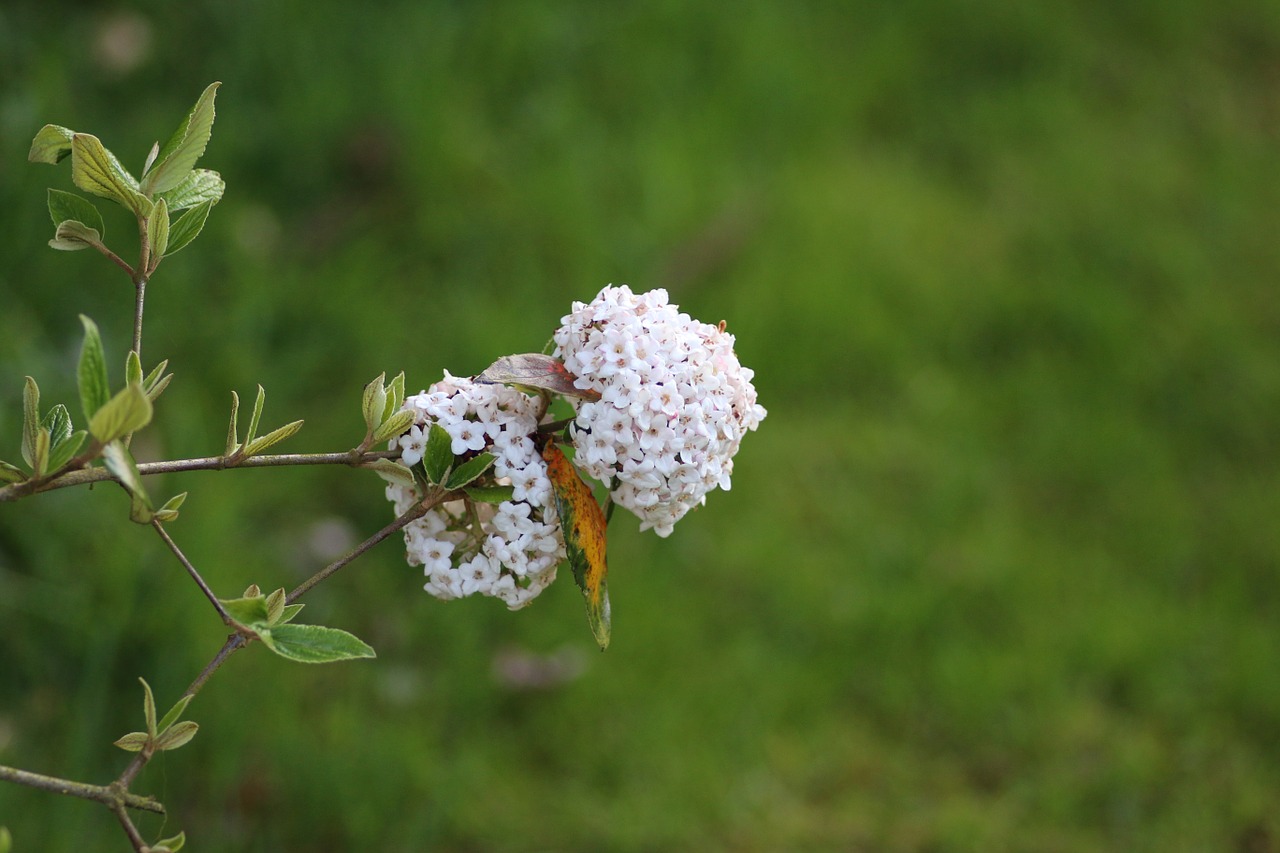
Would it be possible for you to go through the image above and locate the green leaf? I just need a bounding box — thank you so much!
[156,693,193,733]
[154,720,199,751]
[113,731,150,752]
[46,431,87,474]
[21,377,39,470]
[220,594,271,628]
[154,832,185,852]
[445,452,495,491]
[101,440,152,521]
[155,696,192,737]
[32,428,50,478]
[147,197,170,267]
[139,677,158,737]
[141,82,220,196]
[78,316,110,420]
[164,198,214,254]
[157,169,224,211]
[386,371,406,418]
[0,824,10,853]
[89,384,153,444]
[364,458,415,489]
[0,461,25,484]
[371,409,415,445]
[265,588,286,624]
[258,623,376,664]
[424,423,453,485]
[47,431,87,473]
[125,351,143,387]
[243,420,304,457]
[154,491,188,522]
[28,124,76,164]
[276,603,304,625]
[70,134,150,216]
[463,484,516,504]
[143,358,170,391]
[40,404,73,446]
[225,390,240,455]
[362,372,387,433]
[245,385,265,446]
[48,220,104,252]
[47,189,105,236]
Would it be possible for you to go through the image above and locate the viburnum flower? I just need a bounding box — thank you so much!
[384,372,564,609]
[553,284,766,537]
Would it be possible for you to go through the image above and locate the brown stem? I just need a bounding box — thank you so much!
[111,799,149,852]
[0,764,164,815]
[152,520,232,624]
[0,449,400,502]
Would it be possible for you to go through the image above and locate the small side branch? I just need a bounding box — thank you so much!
[152,520,231,624]
[0,449,401,502]
[0,764,164,815]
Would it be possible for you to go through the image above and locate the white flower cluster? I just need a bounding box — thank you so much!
[384,372,564,609]
[554,285,766,537]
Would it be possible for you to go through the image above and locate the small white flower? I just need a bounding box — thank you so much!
[398,424,426,467]
[553,284,765,536]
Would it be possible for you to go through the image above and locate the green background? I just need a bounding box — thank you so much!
[3,2,1280,850]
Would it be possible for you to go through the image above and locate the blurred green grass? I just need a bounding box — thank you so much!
[3,1,1280,850]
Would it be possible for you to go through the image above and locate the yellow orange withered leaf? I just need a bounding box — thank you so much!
[541,439,610,650]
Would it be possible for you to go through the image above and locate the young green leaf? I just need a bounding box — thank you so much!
[28,124,76,164]
[245,385,265,446]
[48,220,104,252]
[362,372,387,433]
[21,377,40,470]
[424,423,453,485]
[47,189,105,236]
[78,316,110,420]
[225,390,240,455]
[444,452,495,491]
[89,383,153,444]
[219,594,271,628]
[70,134,150,216]
[276,603,305,625]
[125,351,143,387]
[265,588,286,624]
[143,358,170,392]
[364,458,416,489]
[113,731,150,752]
[146,197,170,267]
[371,409,415,445]
[542,440,611,650]
[386,371,406,418]
[243,420,304,457]
[153,720,199,751]
[46,431,87,474]
[154,491,188,523]
[32,427,50,478]
[0,461,25,484]
[156,694,193,733]
[40,404,72,446]
[139,677,158,737]
[140,82,220,196]
[464,484,517,504]
[157,169,224,211]
[0,824,10,853]
[164,199,214,256]
[101,440,152,521]
[257,623,376,664]
[153,832,186,853]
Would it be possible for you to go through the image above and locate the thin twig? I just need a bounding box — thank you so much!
[94,242,136,277]
[112,799,149,852]
[132,275,147,359]
[0,764,164,815]
[152,520,232,624]
[0,449,400,502]
[287,496,435,603]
